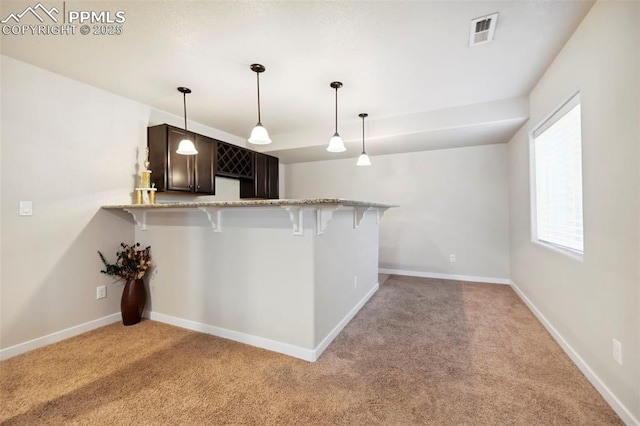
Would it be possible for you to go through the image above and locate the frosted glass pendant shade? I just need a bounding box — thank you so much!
[327,133,346,152]
[248,123,272,145]
[176,138,198,155]
[356,153,371,166]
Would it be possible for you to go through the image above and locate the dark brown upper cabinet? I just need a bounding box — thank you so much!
[148,124,279,198]
[240,152,279,199]
[193,134,217,193]
[216,142,254,180]
[148,124,217,195]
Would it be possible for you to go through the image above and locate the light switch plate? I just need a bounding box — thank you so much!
[19,201,33,216]
[613,338,622,365]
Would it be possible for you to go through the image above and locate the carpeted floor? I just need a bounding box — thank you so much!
[0,275,622,425]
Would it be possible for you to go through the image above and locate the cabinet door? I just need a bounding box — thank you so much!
[167,127,194,192]
[194,135,216,194]
[148,125,169,192]
[239,153,279,199]
[254,153,269,198]
[267,156,279,199]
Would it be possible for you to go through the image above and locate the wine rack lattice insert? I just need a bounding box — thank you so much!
[217,143,253,178]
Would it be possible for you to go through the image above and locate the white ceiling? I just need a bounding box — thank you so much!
[0,0,594,163]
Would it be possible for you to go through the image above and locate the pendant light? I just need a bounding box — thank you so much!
[176,87,198,155]
[356,113,372,166]
[248,63,272,145]
[327,81,346,152]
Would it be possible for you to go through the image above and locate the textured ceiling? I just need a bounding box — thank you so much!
[0,1,594,163]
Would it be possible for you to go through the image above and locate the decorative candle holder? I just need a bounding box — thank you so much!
[135,147,156,204]
[135,188,157,205]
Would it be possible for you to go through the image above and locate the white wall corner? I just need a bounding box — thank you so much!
[146,283,380,364]
[510,280,639,426]
[312,283,379,360]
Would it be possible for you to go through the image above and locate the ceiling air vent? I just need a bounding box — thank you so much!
[469,13,499,47]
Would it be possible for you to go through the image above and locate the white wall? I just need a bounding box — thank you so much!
[286,144,510,282]
[507,1,639,422]
[137,209,316,349]
[0,56,246,354]
[134,206,379,360]
[314,209,379,346]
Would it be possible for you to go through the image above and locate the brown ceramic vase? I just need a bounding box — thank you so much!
[121,278,146,326]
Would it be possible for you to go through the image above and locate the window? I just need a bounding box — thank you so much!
[531,92,583,257]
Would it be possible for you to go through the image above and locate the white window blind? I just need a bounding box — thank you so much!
[533,93,583,253]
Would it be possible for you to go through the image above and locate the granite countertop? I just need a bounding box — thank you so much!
[103,198,397,210]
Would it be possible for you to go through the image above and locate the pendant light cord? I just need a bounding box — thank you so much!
[256,72,261,124]
[183,92,188,132]
[362,115,365,153]
[334,86,338,134]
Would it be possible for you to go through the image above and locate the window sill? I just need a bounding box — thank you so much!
[532,239,584,262]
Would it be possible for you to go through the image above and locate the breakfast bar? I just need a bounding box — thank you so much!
[103,199,394,361]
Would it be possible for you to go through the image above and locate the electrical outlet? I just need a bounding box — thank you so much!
[449,254,456,263]
[96,285,107,300]
[613,338,622,365]
[354,276,358,289]
[19,201,33,216]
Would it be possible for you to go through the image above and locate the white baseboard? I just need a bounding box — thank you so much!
[0,313,121,361]
[0,283,379,364]
[147,311,316,361]
[148,283,380,363]
[379,268,510,285]
[510,280,639,426]
[313,283,379,360]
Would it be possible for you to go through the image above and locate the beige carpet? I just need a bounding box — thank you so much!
[0,275,622,425]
